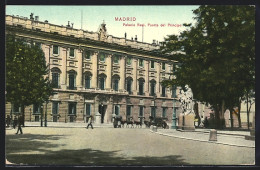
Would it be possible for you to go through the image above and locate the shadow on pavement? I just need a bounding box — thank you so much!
[6,134,189,166]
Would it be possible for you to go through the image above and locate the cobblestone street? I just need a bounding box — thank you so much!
[5,126,255,166]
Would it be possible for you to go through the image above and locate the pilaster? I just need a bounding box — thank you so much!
[106,54,112,89]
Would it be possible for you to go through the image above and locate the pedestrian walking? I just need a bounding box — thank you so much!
[6,115,11,127]
[16,115,23,134]
[13,116,18,129]
[87,115,94,129]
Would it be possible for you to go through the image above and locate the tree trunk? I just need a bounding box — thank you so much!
[21,105,25,127]
[246,91,250,130]
[237,98,242,128]
[229,108,233,129]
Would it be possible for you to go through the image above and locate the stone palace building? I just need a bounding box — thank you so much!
[5,14,180,124]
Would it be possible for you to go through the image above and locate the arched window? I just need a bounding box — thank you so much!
[84,72,92,89]
[51,67,61,89]
[98,73,106,90]
[68,70,77,90]
[138,78,145,95]
[126,77,133,94]
[112,74,120,91]
[150,80,156,96]
[99,53,106,62]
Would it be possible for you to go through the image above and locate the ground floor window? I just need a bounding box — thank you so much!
[114,105,120,115]
[151,107,156,118]
[139,106,144,117]
[85,103,91,116]
[127,106,131,116]
[68,103,77,115]
[162,108,167,118]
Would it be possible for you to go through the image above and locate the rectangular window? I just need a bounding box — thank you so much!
[68,103,77,115]
[162,108,167,118]
[127,106,131,116]
[139,106,144,116]
[69,74,75,89]
[114,105,120,115]
[52,102,59,115]
[86,104,91,116]
[162,63,166,70]
[151,107,156,118]
[69,48,75,57]
[139,59,144,67]
[162,86,166,97]
[33,104,41,114]
[151,61,155,69]
[127,57,132,66]
[53,45,59,55]
[52,73,59,88]
[85,51,91,60]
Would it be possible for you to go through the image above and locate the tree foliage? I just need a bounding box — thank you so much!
[161,5,255,128]
[6,35,53,112]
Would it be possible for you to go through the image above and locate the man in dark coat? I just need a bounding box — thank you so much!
[16,115,23,134]
[13,116,18,129]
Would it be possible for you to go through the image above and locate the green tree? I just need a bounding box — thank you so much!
[6,35,53,122]
[161,5,255,129]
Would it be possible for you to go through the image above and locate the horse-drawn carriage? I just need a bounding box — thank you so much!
[144,116,168,129]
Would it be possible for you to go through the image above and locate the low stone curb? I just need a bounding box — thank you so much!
[150,130,255,149]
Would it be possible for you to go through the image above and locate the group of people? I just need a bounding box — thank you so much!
[6,115,24,134]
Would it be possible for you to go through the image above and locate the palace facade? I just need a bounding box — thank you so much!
[5,14,180,124]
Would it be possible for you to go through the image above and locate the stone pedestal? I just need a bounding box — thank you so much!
[95,112,101,124]
[182,114,195,131]
[177,114,184,130]
[209,129,217,141]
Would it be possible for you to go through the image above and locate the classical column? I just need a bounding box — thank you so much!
[76,49,83,90]
[119,56,126,91]
[92,52,98,88]
[144,60,149,96]
[156,62,160,96]
[106,54,112,89]
[132,58,137,95]
[61,47,68,90]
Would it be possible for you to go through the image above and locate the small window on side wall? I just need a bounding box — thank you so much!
[69,48,75,58]
[53,45,59,55]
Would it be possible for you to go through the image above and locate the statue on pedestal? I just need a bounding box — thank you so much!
[179,85,194,115]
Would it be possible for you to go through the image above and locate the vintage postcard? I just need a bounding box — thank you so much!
[5,5,255,166]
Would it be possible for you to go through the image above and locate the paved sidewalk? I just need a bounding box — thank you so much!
[151,129,255,148]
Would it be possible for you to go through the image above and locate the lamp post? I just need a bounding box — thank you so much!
[171,85,177,129]
[44,101,48,127]
[153,94,157,118]
[29,108,31,122]
[41,105,43,127]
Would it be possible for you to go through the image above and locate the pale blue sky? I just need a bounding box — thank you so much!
[6,5,199,43]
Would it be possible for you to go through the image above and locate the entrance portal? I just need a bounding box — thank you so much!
[99,105,107,123]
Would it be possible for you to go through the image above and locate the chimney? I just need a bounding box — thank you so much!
[67,21,70,27]
[125,32,127,39]
[30,13,34,20]
[35,16,39,21]
[135,35,137,41]
[131,37,133,41]
[71,23,74,28]
[152,39,156,45]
